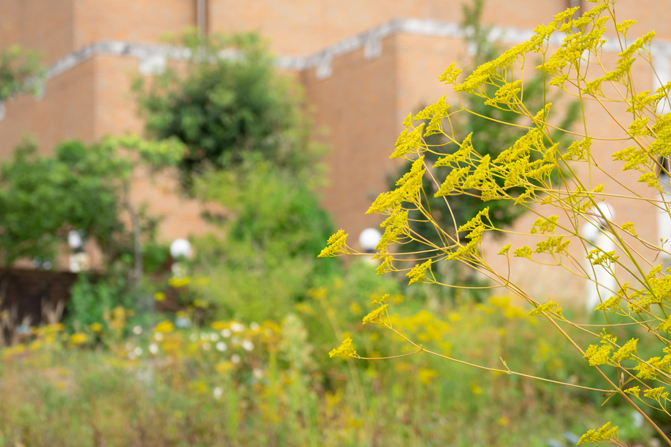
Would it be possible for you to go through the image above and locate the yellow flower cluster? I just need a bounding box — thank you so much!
[535,236,570,256]
[447,208,490,261]
[391,124,425,159]
[414,95,451,137]
[611,338,638,363]
[318,229,349,258]
[586,248,619,267]
[577,422,619,445]
[564,137,592,162]
[437,62,462,85]
[530,215,559,234]
[329,337,358,359]
[529,301,561,316]
[406,259,433,285]
[367,156,425,214]
[362,304,389,325]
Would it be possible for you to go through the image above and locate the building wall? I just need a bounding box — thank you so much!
[0,57,96,158]
[73,0,196,50]
[0,0,75,64]
[302,34,401,242]
[209,0,571,56]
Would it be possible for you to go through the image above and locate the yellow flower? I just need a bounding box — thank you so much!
[529,301,561,316]
[470,383,484,395]
[418,369,439,384]
[329,337,358,359]
[169,276,191,288]
[154,292,166,301]
[577,422,619,445]
[318,229,349,258]
[70,333,88,345]
[89,322,103,332]
[362,304,388,325]
[155,320,175,334]
[612,338,638,363]
[406,259,433,285]
[215,361,235,373]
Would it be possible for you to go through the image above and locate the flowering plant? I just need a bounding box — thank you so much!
[322,0,671,444]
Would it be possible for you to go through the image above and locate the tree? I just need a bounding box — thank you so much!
[133,31,338,321]
[0,135,183,277]
[133,31,324,187]
[0,138,131,269]
[0,45,42,101]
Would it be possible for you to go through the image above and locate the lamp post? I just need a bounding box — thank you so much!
[67,230,89,272]
[359,228,381,264]
[170,238,192,278]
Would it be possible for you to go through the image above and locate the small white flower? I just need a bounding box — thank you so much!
[154,332,164,341]
[132,326,143,335]
[216,342,227,352]
[221,329,232,338]
[250,322,259,330]
[202,342,211,351]
[149,343,159,354]
[134,347,143,356]
[231,354,241,364]
[213,387,223,399]
[231,322,244,332]
[253,368,262,379]
[242,340,254,352]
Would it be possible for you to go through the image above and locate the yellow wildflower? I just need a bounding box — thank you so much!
[612,338,638,363]
[624,386,640,397]
[497,243,511,256]
[70,333,88,345]
[438,62,462,85]
[529,301,561,316]
[577,422,619,445]
[318,229,349,257]
[418,369,439,384]
[329,337,358,359]
[406,259,433,285]
[362,304,388,325]
[155,320,175,334]
[169,276,191,288]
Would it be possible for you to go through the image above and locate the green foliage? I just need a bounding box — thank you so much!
[191,159,339,322]
[0,45,42,101]
[133,31,324,185]
[0,296,654,446]
[65,275,133,333]
[0,138,132,268]
[393,0,580,257]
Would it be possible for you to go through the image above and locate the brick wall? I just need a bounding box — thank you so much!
[0,57,96,159]
[209,0,571,56]
[0,0,75,64]
[73,0,196,50]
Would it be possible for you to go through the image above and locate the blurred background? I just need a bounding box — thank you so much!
[0,0,669,446]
